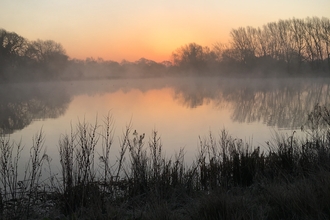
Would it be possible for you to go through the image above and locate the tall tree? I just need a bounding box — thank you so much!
[228,17,330,74]
[0,29,27,78]
[320,17,330,70]
[230,27,258,67]
[26,39,68,79]
[171,43,213,73]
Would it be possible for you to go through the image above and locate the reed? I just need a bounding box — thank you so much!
[0,104,330,219]
[0,130,50,219]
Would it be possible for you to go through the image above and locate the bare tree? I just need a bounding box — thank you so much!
[0,29,28,78]
[228,16,330,74]
[171,43,213,73]
[25,39,68,78]
[26,39,67,63]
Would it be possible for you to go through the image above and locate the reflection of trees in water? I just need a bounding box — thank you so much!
[229,82,330,129]
[0,83,71,134]
[172,78,330,129]
[173,86,212,108]
[2,78,329,134]
[172,79,226,109]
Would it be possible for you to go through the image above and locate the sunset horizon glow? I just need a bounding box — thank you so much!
[1,0,329,62]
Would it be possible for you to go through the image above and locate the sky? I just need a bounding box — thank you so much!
[1,0,329,62]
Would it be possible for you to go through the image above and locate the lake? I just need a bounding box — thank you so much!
[1,77,329,170]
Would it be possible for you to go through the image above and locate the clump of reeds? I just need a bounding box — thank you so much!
[58,118,102,215]
[56,114,134,217]
[126,129,189,200]
[2,104,330,219]
[0,134,23,219]
[196,129,264,190]
[0,130,50,220]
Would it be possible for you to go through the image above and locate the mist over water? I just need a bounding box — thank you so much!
[1,7,330,218]
[2,76,330,169]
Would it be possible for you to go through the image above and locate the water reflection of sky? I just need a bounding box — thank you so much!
[4,77,330,169]
[7,86,292,168]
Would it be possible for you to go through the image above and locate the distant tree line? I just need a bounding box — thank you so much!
[63,57,171,80]
[228,17,330,74]
[1,16,329,81]
[172,17,330,76]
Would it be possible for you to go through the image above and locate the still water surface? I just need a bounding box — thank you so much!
[2,77,330,166]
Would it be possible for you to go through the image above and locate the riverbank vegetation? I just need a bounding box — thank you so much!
[1,16,329,81]
[1,105,330,219]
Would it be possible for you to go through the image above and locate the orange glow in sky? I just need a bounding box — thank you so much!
[1,0,329,62]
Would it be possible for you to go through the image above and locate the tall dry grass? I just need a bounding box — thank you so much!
[0,130,51,219]
[0,104,330,219]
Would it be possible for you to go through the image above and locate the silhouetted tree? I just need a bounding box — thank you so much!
[0,29,28,79]
[1,16,329,80]
[171,43,214,74]
[134,58,167,77]
[230,27,258,67]
[25,39,68,79]
[227,17,330,75]
[320,17,330,70]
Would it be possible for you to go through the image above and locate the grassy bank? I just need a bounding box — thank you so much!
[1,105,330,219]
